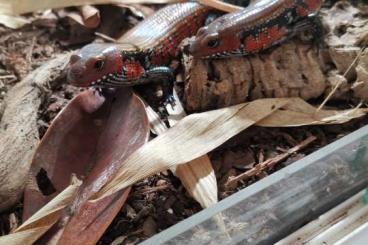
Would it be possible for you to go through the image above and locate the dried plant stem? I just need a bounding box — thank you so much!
[225,135,317,189]
[317,47,365,112]
[197,0,244,12]
[134,184,169,194]
[94,32,117,42]
[0,75,16,79]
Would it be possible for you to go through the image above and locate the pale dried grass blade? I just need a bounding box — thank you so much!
[147,90,218,209]
[146,106,167,135]
[175,156,217,207]
[148,108,217,208]
[0,227,51,245]
[258,98,367,127]
[198,0,244,12]
[95,98,290,200]
[0,14,30,29]
[166,91,218,208]
[3,0,182,15]
[0,180,81,245]
[77,5,100,28]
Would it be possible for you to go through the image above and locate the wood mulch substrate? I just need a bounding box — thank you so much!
[0,4,367,245]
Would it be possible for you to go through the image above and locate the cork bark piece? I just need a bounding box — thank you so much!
[184,42,326,112]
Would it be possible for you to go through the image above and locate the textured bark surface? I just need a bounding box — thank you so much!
[183,2,368,112]
[184,42,327,111]
[0,53,71,212]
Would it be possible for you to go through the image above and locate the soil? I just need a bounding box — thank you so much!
[0,2,367,244]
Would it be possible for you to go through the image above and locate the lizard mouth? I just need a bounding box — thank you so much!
[89,72,135,88]
[202,48,245,59]
[189,39,245,59]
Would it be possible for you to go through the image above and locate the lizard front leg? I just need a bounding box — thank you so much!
[142,66,176,108]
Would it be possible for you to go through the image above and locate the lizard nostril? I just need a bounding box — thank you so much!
[70,54,81,64]
[69,65,86,80]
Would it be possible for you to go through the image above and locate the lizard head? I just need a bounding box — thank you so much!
[189,21,242,58]
[67,43,123,87]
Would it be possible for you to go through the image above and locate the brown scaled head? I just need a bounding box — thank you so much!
[190,26,219,58]
[189,17,242,58]
[67,43,123,87]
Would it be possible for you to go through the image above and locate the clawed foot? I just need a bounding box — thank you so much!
[157,94,176,118]
[163,94,176,110]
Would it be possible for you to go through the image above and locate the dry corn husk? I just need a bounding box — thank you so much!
[258,98,366,126]
[95,98,367,200]
[0,97,367,244]
[197,0,243,12]
[0,180,81,245]
[147,90,218,209]
[149,91,225,235]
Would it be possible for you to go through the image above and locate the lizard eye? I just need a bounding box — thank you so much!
[207,38,219,48]
[204,33,220,48]
[94,59,104,70]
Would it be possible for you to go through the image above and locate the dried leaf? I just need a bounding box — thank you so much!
[0,182,81,245]
[96,98,367,200]
[23,89,107,220]
[0,14,30,29]
[0,0,182,15]
[149,110,218,207]
[54,90,149,245]
[198,0,243,12]
[175,156,218,208]
[22,88,149,244]
[96,98,290,199]
[147,90,218,209]
[77,5,100,28]
[257,98,367,127]
[167,92,218,208]
[62,6,101,29]
[64,10,87,27]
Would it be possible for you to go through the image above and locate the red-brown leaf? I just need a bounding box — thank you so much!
[23,88,149,244]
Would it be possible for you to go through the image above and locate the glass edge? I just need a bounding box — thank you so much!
[141,124,368,245]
